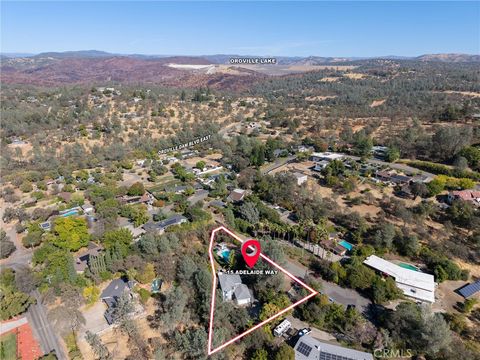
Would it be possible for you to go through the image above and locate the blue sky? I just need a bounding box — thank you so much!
[2,1,479,56]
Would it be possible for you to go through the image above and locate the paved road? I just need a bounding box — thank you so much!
[27,291,67,359]
[283,257,372,313]
[0,220,34,269]
[261,156,297,175]
[286,316,336,342]
[344,155,435,177]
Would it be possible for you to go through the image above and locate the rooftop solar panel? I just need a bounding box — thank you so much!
[320,352,355,360]
[297,342,313,357]
[458,280,480,298]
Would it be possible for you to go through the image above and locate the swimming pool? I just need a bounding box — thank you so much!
[399,263,419,272]
[339,240,353,251]
[61,209,79,217]
[219,249,231,261]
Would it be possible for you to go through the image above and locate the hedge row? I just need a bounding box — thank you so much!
[403,160,480,181]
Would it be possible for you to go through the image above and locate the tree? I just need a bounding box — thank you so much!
[85,330,112,360]
[102,228,133,257]
[128,182,145,196]
[372,222,396,250]
[159,286,188,330]
[120,204,149,227]
[22,224,43,248]
[420,306,452,356]
[238,202,260,224]
[385,147,400,162]
[174,327,207,359]
[112,293,135,324]
[459,146,480,170]
[453,156,468,171]
[372,277,402,304]
[431,127,472,161]
[0,269,34,320]
[52,217,90,251]
[83,286,100,305]
[426,178,444,196]
[48,305,85,336]
[136,263,156,284]
[0,230,15,259]
[251,348,268,360]
[448,199,477,228]
[410,182,429,199]
[15,266,39,293]
[274,343,295,360]
[345,261,376,290]
[195,161,206,170]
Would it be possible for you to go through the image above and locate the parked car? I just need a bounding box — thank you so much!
[298,328,311,337]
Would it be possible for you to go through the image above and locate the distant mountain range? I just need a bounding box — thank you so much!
[1,50,479,63]
[1,50,478,89]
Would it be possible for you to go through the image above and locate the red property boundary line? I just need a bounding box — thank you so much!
[207,226,318,356]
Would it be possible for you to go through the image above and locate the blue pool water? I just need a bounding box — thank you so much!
[399,263,419,272]
[61,209,79,217]
[219,249,231,261]
[339,240,353,251]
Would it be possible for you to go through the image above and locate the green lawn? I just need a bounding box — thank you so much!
[0,332,18,360]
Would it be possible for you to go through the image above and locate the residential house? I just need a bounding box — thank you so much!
[292,172,308,186]
[294,335,373,360]
[218,272,242,301]
[117,192,154,206]
[375,171,411,185]
[310,152,344,163]
[218,272,252,306]
[74,242,103,273]
[143,215,188,234]
[411,174,434,184]
[58,192,72,203]
[209,200,226,209]
[313,160,330,172]
[311,152,344,172]
[228,189,246,203]
[234,284,252,306]
[364,255,436,303]
[448,190,480,207]
[100,278,135,325]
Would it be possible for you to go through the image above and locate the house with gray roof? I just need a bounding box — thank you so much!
[218,272,252,306]
[218,272,242,301]
[101,278,135,325]
[234,284,252,306]
[143,215,187,234]
[294,335,373,360]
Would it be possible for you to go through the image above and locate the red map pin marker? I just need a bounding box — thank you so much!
[241,239,261,268]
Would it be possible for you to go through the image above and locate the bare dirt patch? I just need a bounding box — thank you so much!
[370,99,386,107]
[306,95,337,101]
[319,77,340,82]
[434,91,480,98]
[344,73,366,80]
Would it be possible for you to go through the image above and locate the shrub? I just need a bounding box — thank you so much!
[137,288,151,304]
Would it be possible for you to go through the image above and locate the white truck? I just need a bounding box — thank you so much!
[273,319,292,337]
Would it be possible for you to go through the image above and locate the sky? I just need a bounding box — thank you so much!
[2,1,479,57]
